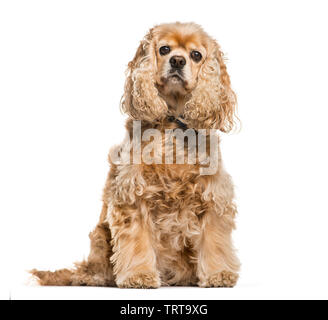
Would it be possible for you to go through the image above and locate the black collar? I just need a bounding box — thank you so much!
[167,115,188,130]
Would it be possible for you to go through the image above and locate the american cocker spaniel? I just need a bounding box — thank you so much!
[31,22,240,288]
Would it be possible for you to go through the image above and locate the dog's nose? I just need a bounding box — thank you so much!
[170,56,186,69]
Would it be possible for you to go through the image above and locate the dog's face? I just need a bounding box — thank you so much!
[154,27,208,95]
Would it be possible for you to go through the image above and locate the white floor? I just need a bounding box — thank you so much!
[6,271,327,300]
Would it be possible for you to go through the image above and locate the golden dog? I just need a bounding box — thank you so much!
[31,22,240,288]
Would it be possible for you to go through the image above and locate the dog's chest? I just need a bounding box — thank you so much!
[141,164,208,252]
[152,207,201,251]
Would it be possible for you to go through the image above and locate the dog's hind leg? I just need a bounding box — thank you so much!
[30,204,115,286]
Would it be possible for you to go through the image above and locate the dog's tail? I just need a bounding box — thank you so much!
[29,267,75,286]
[30,206,115,287]
[29,259,115,287]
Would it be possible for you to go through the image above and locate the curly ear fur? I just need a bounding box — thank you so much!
[120,29,168,122]
[184,42,237,132]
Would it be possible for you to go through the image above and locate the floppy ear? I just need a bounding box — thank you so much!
[120,29,168,122]
[184,41,237,132]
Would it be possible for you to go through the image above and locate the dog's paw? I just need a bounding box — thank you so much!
[117,272,161,289]
[199,271,239,288]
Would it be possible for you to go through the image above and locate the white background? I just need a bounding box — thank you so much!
[1,0,328,300]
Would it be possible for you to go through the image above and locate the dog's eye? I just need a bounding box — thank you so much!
[159,46,171,55]
[190,50,202,62]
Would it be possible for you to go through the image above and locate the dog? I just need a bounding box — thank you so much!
[31,22,240,288]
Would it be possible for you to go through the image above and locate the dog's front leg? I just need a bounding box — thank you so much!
[197,209,240,287]
[108,204,160,288]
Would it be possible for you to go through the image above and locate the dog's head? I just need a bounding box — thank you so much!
[121,22,237,132]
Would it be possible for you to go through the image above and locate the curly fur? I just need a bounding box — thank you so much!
[31,22,240,288]
[184,43,237,132]
[121,29,168,122]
